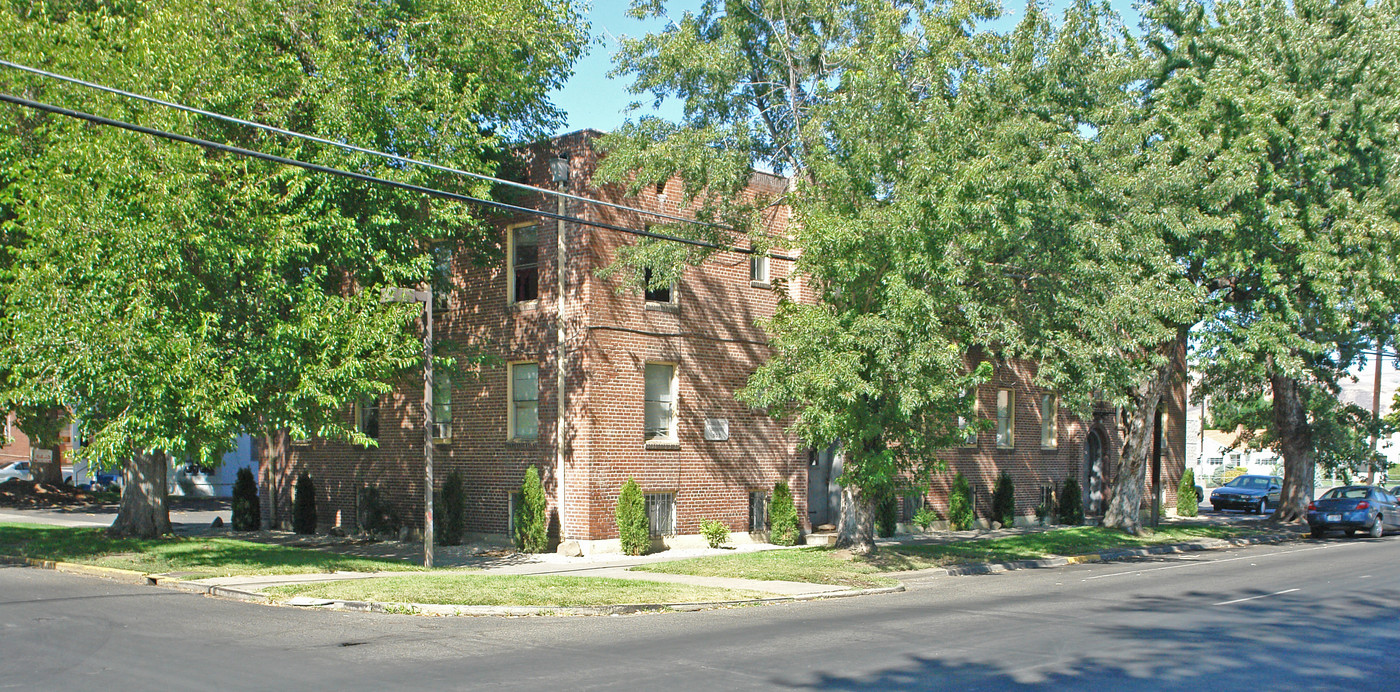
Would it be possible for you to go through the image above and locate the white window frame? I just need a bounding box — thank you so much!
[507,222,539,305]
[996,388,1015,449]
[644,362,679,444]
[508,361,540,441]
[1040,393,1058,449]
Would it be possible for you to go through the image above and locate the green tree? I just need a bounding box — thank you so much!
[0,0,587,536]
[604,0,1191,549]
[1136,0,1400,523]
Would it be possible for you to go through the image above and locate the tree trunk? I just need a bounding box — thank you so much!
[32,446,62,485]
[1269,372,1314,523]
[260,429,289,530]
[108,449,171,538]
[1104,335,1183,535]
[834,484,876,554]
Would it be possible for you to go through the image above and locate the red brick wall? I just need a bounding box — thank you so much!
[276,130,1189,538]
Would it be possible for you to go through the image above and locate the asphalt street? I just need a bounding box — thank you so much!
[2,536,1396,691]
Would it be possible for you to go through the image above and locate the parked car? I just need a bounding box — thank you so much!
[87,470,122,492]
[1210,474,1282,514]
[0,460,31,482]
[1307,485,1400,539]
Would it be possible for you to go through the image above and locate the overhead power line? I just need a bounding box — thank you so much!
[0,58,736,233]
[0,92,796,262]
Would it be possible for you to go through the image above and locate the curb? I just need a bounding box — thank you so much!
[931,531,1301,577]
[286,584,906,617]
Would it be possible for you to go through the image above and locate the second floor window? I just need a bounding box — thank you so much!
[432,244,452,311]
[357,395,380,441]
[1041,394,1058,449]
[750,255,769,284]
[643,267,673,303]
[510,224,538,303]
[510,362,539,440]
[996,388,1015,448]
[432,370,453,440]
[644,363,676,441]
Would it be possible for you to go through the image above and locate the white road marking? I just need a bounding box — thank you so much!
[1214,588,1299,606]
[1081,544,1335,581]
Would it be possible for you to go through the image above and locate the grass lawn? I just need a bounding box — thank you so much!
[634,524,1261,585]
[0,523,423,579]
[267,574,767,607]
[632,548,899,589]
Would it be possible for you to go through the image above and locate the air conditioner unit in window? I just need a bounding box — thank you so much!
[432,422,452,440]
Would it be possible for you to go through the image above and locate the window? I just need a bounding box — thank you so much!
[996,388,1015,448]
[1208,457,1224,466]
[644,363,677,441]
[645,492,676,536]
[509,223,538,303]
[959,388,978,447]
[643,267,673,303]
[507,491,523,536]
[357,395,380,441]
[509,362,539,440]
[1040,394,1058,449]
[432,370,452,440]
[432,244,452,311]
[748,491,769,532]
[750,255,769,285]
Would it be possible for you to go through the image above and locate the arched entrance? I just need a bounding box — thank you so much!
[1085,429,1108,516]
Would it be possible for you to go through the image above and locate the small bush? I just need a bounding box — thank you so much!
[948,473,975,531]
[438,470,466,546]
[1060,477,1084,525]
[357,485,399,535]
[1222,466,1248,484]
[700,519,731,549]
[769,480,800,546]
[292,471,316,535]
[1177,468,1199,517]
[616,478,649,556]
[991,471,1016,528]
[913,504,940,532]
[231,467,260,531]
[515,466,548,553]
[876,491,898,537]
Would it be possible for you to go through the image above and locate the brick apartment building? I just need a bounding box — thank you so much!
[270,130,1185,552]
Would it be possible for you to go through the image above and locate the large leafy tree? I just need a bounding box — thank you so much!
[603,0,1192,549]
[0,0,587,536]
[1136,0,1400,523]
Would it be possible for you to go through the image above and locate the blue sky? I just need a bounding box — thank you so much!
[548,1,1142,135]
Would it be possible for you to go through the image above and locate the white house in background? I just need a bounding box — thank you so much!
[69,430,258,498]
[1192,429,1281,482]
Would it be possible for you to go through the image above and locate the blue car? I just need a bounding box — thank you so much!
[1307,485,1400,539]
[1210,474,1282,514]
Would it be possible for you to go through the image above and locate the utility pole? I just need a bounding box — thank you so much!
[382,285,434,567]
[549,155,570,543]
[1370,343,1384,484]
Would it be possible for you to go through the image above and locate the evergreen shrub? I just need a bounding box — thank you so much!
[948,473,975,531]
[876,492,898,537]
[769,480,800,546]
[1060,477,1084,525]
[439,470,466,546]
[515,466,548,553]
[231,467,260,531]
[292,471,316,534]
[1177,468,1199,517]
[616,478,649,556]
[991,471,1016,528]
